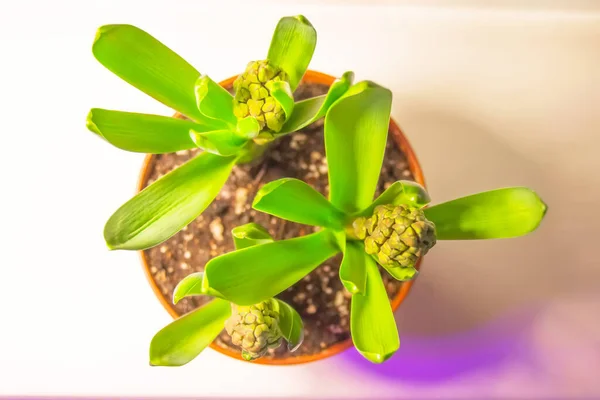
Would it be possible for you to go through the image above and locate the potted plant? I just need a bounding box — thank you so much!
[89,14,424,364]
[149,82,547,366]
[88,14,546,366]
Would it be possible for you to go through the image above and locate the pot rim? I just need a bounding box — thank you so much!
[138,69,426,365]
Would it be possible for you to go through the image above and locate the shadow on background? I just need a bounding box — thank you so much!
[341,306,539,383]
[337,106,594,384]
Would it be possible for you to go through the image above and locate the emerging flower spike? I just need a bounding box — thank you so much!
[353,204,437,271]
[233,60,290,132]
[224,299,283,360]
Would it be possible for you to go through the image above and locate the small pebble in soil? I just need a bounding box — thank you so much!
[209,218,224,242]
[234,188,248,215]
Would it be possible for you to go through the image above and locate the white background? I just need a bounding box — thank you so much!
[0,0,599,398]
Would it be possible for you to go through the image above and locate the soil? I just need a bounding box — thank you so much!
[142,82,416,361]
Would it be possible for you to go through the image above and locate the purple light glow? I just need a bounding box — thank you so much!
[339,308,538,384]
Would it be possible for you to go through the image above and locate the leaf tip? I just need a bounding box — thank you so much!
[291,15,314,28]
[342,280,361,295]
[252,178,290,209]
[148,354,173,367]
[103,224,127,251]
[93,25,112,44]
[287,331,305,353]
[92,24,122,54]
[540,198,549,218]
[341,71,355,85]
[194,75,210,103]
[359,349,397,364]
[85,109,101,136]
[522,188,548,233]
[251,191,263,208]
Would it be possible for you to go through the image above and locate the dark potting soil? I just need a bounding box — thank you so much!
[142,82,416,361]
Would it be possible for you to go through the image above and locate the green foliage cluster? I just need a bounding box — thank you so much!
[88,15,547,366]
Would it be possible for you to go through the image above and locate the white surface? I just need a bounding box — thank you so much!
[0,0,599,397]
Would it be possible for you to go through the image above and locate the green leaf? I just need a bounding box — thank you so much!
[423,187,548,240]
[232,223,274,250]
[278,71,354,135]
[105,152,236,250]
[86,109,205,154]
[173,272,206,304]
[350,254,399,363]
[203,229,341,305]
[339,240,368,294]
[93,25,215,125]
[235,116,260,140]
[358,180,431,217]
[325,81,392,214]
[380,263,418,282]
[253,178,345,229]
[270,81,295,120]
[274,299,305,351]
[195,75,237,126]
[149,298,230,366]
[189,129,247,156]
[267,15,317,91]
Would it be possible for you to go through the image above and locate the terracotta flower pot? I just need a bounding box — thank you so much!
[138,70,426,365]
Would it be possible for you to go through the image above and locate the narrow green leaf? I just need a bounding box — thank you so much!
[203,229,341,305]
[189,129,247,156]
[232,223,274,250]
[270,81,295,120]
[93,25,213,124]
[235,116,260,140]
[105,152,236,250]
[280,96,324,134]
[195,75,237,126]
[340,241,368,294]
[358,180,431,217]
[86,109,205,154]
[274,299,304,351]
[253,178,345,229]
[325,81,392,214]
[267,15,317,91]
[149,298,230,366]
[278,71,354,135]
[423,187,548,240]
[351,254,399,364]
[173,272,206,304]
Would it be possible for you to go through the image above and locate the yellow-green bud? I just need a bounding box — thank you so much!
[233,60,289,133]
[224,300,283,360]
[353,204,436,270]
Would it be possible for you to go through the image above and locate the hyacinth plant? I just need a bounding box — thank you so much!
[181,81,549,363]
[150,223,304,366]
[86,15,353,251]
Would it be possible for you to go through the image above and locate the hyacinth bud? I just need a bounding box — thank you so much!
[224,299,283,360]
[233,60,290,133]
[353,204,436,271]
